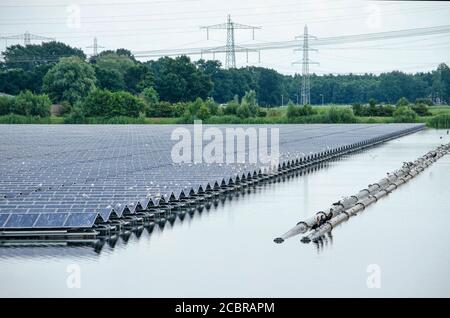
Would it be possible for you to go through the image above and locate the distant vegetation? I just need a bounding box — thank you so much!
[0,41,450,128]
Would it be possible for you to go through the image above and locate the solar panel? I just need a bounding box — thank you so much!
[63,212,98,228]
[34,213,69,228]
[0,213,10,227]
[3,213,39,228]
[0,123,424,230]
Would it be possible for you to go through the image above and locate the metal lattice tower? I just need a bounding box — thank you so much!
[200,15,260,69]
[293,25,318,105]
[0,31,54,46]
[86,37,105,56]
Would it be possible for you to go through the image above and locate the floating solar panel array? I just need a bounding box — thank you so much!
[0,123,424,230]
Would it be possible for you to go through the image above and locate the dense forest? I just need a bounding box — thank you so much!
[1,41,450,107]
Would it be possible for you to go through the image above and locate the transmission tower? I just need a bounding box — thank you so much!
[293,25,318,105]
[86,37,105,56]
[0,31,54,46]
[200,14,260,69]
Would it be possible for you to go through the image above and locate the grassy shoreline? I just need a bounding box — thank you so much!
[1,105,449,128]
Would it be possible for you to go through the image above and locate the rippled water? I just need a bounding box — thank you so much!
[1,129,449,297]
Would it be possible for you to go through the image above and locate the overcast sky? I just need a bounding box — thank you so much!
[1,0,449,75]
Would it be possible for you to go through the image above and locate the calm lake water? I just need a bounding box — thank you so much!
[1,128,449,297]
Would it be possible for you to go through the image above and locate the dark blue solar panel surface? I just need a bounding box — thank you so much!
[0,124,424,229]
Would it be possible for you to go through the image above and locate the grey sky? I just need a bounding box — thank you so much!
[0,0,449,75]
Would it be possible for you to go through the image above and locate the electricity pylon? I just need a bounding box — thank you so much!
[86,37,105,56]
[293,25,318,105]
[200,14,260,69]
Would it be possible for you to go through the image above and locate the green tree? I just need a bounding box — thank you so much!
[12,90,51,117]
[205,98,219,116]
[325,107,356,123]
[352,103,363,116]
[43,56,96,104]
[223,99,239,115]
[241,90,258,116]
[141,87,159,105]
[81,88,145,118]
[411,103,431,116]
[393,106,417,122]
[81,89,112,117]
[197,104,211,120]
[2,41,85,71]
[0,95,15,115]
[109,91,145,118]
[188,97,204,116]
[286,100,299,118]
[94,66,124,91]
[236,103,251,118]
[149,56,212,102]
[432,63,450,103]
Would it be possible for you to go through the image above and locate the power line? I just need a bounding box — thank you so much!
[0,2,439,26]
[131,24,450,57]
[0,31,54,46]
[0,0,199,8]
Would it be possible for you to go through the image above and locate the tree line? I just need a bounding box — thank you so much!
[1,41,450,112]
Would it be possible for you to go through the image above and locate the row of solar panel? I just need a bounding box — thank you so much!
[0,124,425,229]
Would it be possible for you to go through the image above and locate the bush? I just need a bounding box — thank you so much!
[298,104,317,116]
[109,91,145,118]
[172,103,187,117]
[64,103,86,124]
[13,90,51,117]
[0,96,15,116]
[324,107,357,123]
[287,102,317,118]
[241,90,258,115]
[81,89,145,118]
[256,109,267,117]
[141,87,159,105]
[352,102,394,117]
[59,101,72,116]
[197,104,211,120]
[415,98,433,106]
[146,101,171,117]
[352,103,363,116]
[393,106,417,122]
[286,102,299,118]
[205,98,219,116]
[0,114,52,124]
[427,114,450,128]
[267,108,281,117]
[379,104,395,117]
[223,100,239,115]
[236,103,251,118]
[396,97,410,107]
[82,89,112,117]
[86,116,146,124]
[188,97,204,116]
[411,103,431,116]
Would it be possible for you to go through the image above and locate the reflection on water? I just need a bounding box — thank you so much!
[1,129,449,297]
